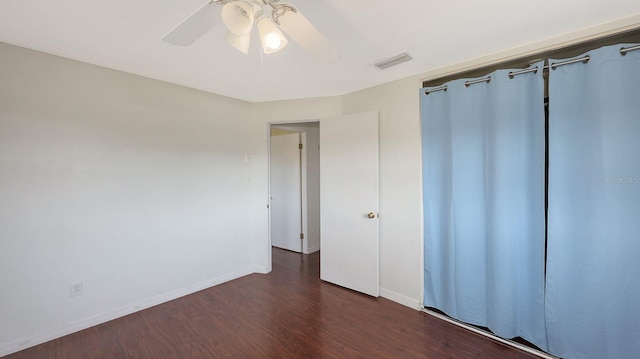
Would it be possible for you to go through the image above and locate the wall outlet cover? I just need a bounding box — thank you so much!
[70,281,83,297]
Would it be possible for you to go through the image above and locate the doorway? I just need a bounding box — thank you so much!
[269,122,321,255]
[268,111,380,297]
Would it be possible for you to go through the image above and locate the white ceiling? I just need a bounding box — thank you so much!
[1,0,639,102]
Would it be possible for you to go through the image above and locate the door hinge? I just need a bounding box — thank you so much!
[299,143,303,150]
[300,233,304,240]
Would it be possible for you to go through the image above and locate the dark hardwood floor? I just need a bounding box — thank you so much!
[5,248,539,358]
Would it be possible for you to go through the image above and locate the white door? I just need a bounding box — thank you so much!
[270,133,302,252]
[320,111,379,297]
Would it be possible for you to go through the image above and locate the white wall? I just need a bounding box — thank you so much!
[0,42,267,355]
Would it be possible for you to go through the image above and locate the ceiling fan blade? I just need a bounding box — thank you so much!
[162,1,221,46]
[277,9,340,65]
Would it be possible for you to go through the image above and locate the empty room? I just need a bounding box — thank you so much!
[1,1,639,358]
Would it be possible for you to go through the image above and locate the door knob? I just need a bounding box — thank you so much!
[367,212,376,219]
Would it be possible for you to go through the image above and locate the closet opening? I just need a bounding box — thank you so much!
[420,26,640,359]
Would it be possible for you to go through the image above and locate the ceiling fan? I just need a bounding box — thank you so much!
[162,0,340,64]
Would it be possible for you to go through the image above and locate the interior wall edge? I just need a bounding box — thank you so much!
[0,266,257,357]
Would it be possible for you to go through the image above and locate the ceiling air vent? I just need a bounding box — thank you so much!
[374,52,413,70]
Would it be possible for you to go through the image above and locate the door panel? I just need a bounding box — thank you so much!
[270,133,302,252]
[320,111,379,297]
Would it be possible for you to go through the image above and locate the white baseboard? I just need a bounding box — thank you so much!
[306,245,320,254]
[253,265,269,274]
[379,287,422,310]
[0,267,256,357]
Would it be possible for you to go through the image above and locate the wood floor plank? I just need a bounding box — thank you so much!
[5,249,539,358]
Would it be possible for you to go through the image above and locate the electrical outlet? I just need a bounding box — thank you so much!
[70,281,83,297]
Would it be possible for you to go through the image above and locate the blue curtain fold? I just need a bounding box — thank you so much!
[546,43,640,359]
[420,62,548,350]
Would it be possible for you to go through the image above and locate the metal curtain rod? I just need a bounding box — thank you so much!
[511,44,640,76]
[464,77,491,87]
[549,55,591,70]
[507,56,592,78]
[621,44,640,55]
[424,85,447,95]
[506,45,640,77]
[424,44,640,94]
[508,67,538,78]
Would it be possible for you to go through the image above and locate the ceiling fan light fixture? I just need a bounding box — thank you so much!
[221,1,255,35]
[257,15,288,54]
[163,0,340,63]
[225,31,251,54]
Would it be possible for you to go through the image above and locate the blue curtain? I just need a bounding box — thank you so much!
[546,44,640,359]
[420,62,548,350]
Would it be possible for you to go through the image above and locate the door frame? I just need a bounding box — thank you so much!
[267,113,380,297]
[266,119,319,273]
